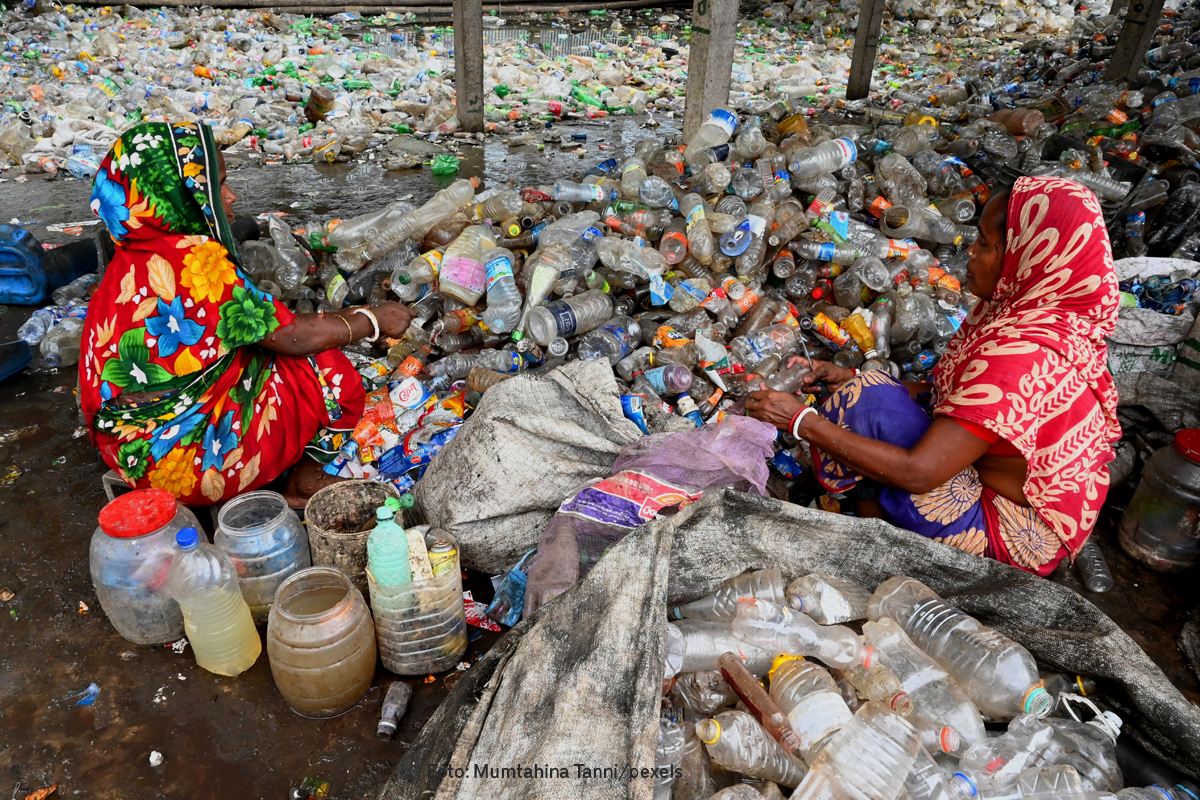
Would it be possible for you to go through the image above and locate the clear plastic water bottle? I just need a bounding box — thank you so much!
[670,568,785,622]
[642,364,693,396]
[684,108,739,167]
[639,175,676,208]
[654,717,685,800]
[732,599,874,670]
[679,193,716,266]
[554,180,614,203]
[577,315,641,365]
[671,620,775,675]
[367,506,411,586]
[792,702,921,800]
[789,137,858,179]
[438,225,497,306]
[525,288,614,346]
[620,157,649,199]
[168,527,262,677]
[40,316,85,367]
[480,248,522,335]
[51,273,98,306]
[696,710,808,788]
[869,576,1052,721]
[389,249,443,303]
[768,655,853,761]
[18,306,64,345]
[659,217,689,263]
[515,244,572,336]
[838,662,914,717]
[786,572,871,624]
[863,618,988,746]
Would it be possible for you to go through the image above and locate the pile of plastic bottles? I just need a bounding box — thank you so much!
[657,570,1180,800]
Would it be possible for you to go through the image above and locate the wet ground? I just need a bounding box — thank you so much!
[2,116,1199,799]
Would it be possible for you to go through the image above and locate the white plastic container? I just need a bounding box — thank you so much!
[215,490,310,623]
[369,528,467,675]
[90,488,200,645]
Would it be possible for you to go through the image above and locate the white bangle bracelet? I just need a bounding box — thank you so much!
[352,307,381,343]
[791,406,818,439]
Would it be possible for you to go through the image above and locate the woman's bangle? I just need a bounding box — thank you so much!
[790,406,818,439]
[336,314,355,345]
[353,307,381,343]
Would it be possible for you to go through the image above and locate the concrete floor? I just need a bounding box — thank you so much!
[2,119,1199,798]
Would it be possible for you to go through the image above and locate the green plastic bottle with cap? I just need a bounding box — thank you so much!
[367,505,412,587]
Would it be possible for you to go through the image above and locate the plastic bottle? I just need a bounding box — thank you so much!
[672,620,775,675]
[788,138,858,179]
[655,717,686,800]
[1118,430,1200,572]
[1075,537,1115,593]
[377,681,413,741]
[670,568,785,622]
[696,710,808,788]
[659,217,690,264]
[333,180,476,271]
[791,702,921,800]
[732,599,874,670]
[862,618,988,746]
[526,289,614,346]
[578,315,641,365]
[792,240,864,266]
[18,307,63,345]
[768,655,854,761]
[620,157,649,199]
[719,652,803,755]
[786,572,871,624]
[470,190,524,222]
[555,180,615,203]
[367,506,411,586]
[684,109,739,167]
[516,244,573,336]
[438,225,497,306]
[869,577,1052,720]
[168,527,261,677]
[839,662,915,716]
[40,316,84,367]
[474,248,521,335]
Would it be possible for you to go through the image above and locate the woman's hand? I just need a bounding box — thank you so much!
[745,390,807,432]
[797,358,857,391]
[371,302,416,339]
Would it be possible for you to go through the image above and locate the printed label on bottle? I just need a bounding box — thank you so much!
[650,274,674,306]
[885,240,913,260]
[828,210,850,241]
[916,350,936,369]
[582,226,604,242]
[831,137,857,165]
[546,100,562,115]
[815,242,836,261]
[706,109,738,138]
[598,322,634,359]
[786,691,853,749]
[390,376,433,409]
[546,299,579,338]
[685,203,706,232]
[485,255,512,290]
[622,161,646,177]
[440,256,486,294]
[680,280,708,302]
[773,169,790,186]
[944,308,967,332]
[620,395,649,435]
[746,215,767,237]
[325,273,347,300]
[654,325,690,349]
[811,313,850,350]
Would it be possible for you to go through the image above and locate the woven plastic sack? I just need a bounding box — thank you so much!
[379,489,1200,800]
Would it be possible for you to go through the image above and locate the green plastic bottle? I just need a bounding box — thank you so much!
[367,506,412,587]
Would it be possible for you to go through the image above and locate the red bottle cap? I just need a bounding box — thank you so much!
[1175,429,1200,465]
[99,489,178,538]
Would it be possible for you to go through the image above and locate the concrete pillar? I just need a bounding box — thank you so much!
[847,0,887,101]
[1105,0,1167,83]
[682,0,739,140]
[453,0,484,133]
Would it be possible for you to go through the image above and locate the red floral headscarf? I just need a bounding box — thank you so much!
[933,175,1122,556]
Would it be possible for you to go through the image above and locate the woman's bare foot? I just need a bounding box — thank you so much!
[283,455,347,509]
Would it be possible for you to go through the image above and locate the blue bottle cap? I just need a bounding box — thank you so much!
[176,527,200,550]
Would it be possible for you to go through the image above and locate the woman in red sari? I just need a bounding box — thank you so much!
[747,175,1122,575]
[81,121,414,507]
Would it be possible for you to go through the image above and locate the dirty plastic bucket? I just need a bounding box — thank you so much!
[369,528,467,675]
[304,480,402,594]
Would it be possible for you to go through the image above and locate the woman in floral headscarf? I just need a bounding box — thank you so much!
[81,121,415,507]
[747,176,1122,576]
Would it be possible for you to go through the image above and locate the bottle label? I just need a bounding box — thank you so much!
[831,137,858,165]
[786,691,853,749]
[746,215,767,236]
[773,169,790,186]
[944,308,967,332]
[654,326,690,349]
[598,322,634,359]
[441,256,486,294]
[828,210,850,241]
[326,273,347,300]
[706,109,738,138]
[885,240,913,260]
[680,280,708,302]
[811,313,850,350]
[546,299,579,338]
[620,395,649,435]
[582,226,604,242]
[685,203,706,232]
[583,184,607,202]
[485,255,513,290]
[390,376,433,409]
[650,275,674,306]
[815,242,836,261]
[622,161,646,177]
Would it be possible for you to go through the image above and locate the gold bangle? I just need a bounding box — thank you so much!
[338,314,354,345]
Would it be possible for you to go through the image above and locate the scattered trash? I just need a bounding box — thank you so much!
[77,601,88,614]
[23,783,58,800]
[0,589,13,602]
[291,777,332,800]
[73,683,100,706]
[148,751,163,768]
[168,639,189,654]
[462,590,501,632]
[377,681,413,741]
